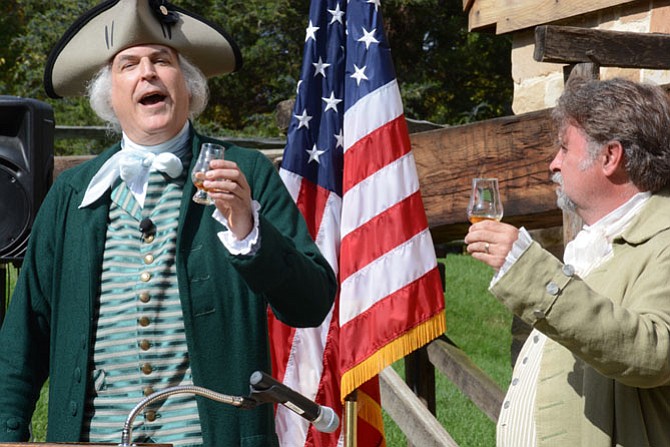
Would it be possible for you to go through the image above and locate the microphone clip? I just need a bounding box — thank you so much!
[139,218,156,241]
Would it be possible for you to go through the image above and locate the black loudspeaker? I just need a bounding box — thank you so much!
[0,96,54,263]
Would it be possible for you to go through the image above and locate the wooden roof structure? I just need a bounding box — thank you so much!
[463,0,637,34]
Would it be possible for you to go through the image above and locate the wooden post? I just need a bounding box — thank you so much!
[405,347,436,424]
[561,62,600,243]
[405,347,436,447]
[404,244,445,430]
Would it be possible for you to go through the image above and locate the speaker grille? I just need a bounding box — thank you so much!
[0,167,30,259]
[0,96,54,263]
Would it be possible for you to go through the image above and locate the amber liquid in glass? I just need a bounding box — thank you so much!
[468,215,502,224]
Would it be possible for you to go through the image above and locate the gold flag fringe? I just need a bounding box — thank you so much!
[341,310,446,402]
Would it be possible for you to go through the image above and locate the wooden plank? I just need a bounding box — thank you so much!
[54,126,286,150]
[498,0,637,35]
[411,108,562,244]
[54,109,564,245]
[467,0,497,31]
[53,150,284,180]
[535,25,670,68]
[469,0,637,34]
[379,367,459,447]
[54,155,93,178]
[463,0,475,13]
[426,336,505,422]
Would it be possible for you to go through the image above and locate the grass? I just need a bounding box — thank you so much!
[18,254,513,445]
[382,253,513,446]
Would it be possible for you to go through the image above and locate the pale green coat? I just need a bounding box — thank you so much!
[492,190,670,447]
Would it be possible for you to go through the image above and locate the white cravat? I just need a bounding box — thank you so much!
[563,191,651,275]
[79,122,190,208]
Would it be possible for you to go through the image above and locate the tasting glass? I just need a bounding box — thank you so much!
[191,142,225,205]
[467,177,503,223]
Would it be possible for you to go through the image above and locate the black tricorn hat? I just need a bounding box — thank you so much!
[44,0,242,98]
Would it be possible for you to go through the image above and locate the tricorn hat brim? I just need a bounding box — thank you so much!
[44,0,242,98]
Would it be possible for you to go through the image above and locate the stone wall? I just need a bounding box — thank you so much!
[512,0,670,114]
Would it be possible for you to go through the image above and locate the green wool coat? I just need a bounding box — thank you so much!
[492,190,670,447]
[0,130,336,446]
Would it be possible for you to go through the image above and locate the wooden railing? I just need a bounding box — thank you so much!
[4,23,670,446]
[381,23,670,446]
[50,118,556,446]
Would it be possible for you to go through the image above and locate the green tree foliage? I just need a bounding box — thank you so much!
[1,0,512,149]
[385,0,513,124]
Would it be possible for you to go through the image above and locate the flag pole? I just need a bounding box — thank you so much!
[344,390,358,447]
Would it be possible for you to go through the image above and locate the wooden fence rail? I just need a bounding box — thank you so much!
[6,22,670,445]
[49,123,533,446]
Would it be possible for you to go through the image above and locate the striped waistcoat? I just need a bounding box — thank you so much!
[82,167,204,446]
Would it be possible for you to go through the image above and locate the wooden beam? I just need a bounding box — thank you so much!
[54,126,286,150]
[468,0,637,34]
[426,336,504,422]
[53,150,284,179]
[560,63,600,246]
[467,0,498,32]
[411,108,562,244]
[463,0,475,13]
[54,155,94,178]
[535,25,670,68]
[379,367,459,447]
[54,108,563,246]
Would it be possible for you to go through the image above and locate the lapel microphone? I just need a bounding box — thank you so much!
[139,218,156,237]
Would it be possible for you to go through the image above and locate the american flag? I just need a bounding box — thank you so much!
[273,0,446,445]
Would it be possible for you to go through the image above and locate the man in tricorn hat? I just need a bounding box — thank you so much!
[0,1,336,446]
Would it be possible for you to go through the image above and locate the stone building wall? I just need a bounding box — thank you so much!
[511,1,670,114]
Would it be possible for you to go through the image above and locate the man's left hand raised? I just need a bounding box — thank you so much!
[464,220,519,271]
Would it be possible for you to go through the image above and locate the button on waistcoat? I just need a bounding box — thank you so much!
[82,164,204,446]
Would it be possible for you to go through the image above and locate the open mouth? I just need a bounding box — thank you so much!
[140,93,167,105]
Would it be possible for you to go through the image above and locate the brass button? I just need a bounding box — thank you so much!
[140,272,151,282]
[141,363,153,375]
[144,386,155,397]
[139,340,151,351]
[144,234,155,243]
[139,316,151,327]
[144,254,155,265]
[139,292,151,303]
[145,410,157,422]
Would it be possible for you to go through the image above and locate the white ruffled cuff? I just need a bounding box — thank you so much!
[213,200,261,256]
